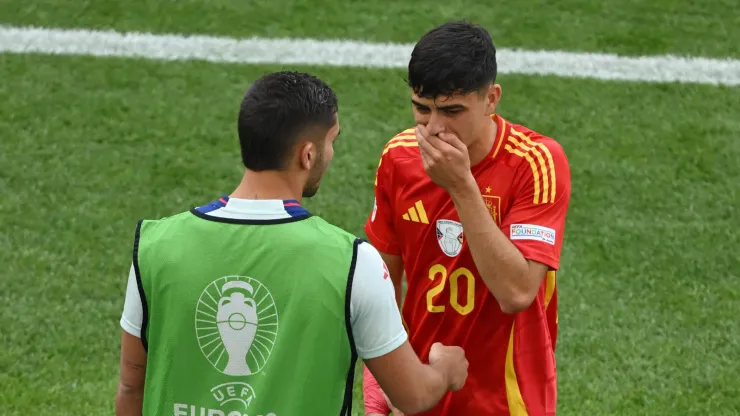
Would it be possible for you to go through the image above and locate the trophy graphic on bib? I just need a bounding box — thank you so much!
[216,281,259,376]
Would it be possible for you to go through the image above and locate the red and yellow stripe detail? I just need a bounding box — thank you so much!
[374,129,418,185]
[503,127,557,204]
[505,272,557,416]
[545,270,557,325]
[544,271,556,309]
[491,114,508,160]
[505,323,529,416]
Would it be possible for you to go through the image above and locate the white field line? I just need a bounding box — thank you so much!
[1,25,740,86]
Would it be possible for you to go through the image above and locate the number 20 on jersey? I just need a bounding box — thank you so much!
[426,264,475,316]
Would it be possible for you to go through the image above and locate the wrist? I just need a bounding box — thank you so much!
[429,357,453,389]
[448,175,478,202]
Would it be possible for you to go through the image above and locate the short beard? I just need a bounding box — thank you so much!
[302,150,325,198]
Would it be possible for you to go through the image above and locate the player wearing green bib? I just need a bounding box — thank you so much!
[115,71,469,416]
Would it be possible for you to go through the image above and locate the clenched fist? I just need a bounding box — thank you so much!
[429,342,469,391]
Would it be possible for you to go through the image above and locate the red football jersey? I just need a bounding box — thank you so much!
[364,114,571,416]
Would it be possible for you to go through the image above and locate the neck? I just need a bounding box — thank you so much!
[230,169,304,203]
[467,116,498,166]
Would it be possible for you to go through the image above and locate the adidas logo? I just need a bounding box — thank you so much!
[402,200,429,224]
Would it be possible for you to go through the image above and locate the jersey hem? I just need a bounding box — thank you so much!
[517,247,560,271]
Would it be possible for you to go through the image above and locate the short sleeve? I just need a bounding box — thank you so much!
[350,242,407,360]
[120,262,144,337]
[364,152,401,255]
[500,140,572,270]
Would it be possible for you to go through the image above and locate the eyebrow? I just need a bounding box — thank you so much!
[411,99,466,111]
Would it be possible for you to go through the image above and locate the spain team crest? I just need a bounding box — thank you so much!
[436,219,464,257]
[482,194,502,226]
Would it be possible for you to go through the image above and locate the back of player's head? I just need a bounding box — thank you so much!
[238,71,338,171]
[408,21,497,98]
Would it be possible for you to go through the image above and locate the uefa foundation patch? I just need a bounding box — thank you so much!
[510,224,556,245]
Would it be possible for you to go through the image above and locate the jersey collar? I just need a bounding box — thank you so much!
[194,195,310,219]
[489,113,508,162]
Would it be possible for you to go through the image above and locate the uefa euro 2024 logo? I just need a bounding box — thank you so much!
[196,277,278,376]
[185,276,279,415]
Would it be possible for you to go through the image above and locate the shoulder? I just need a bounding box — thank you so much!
[306,216,358,240]
[350,242,390,305]
[374,128,421,186]
[499,120,570,179]
[379,127,420,163]
[498,119,571,203]
[355,239,384,266]
[136,210,193,237]
[281,216,362,254]
[499,119,569,168]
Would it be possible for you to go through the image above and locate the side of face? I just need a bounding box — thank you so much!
[411,83,501,146]
[298,114,340,197]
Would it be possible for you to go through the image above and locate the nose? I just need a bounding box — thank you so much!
[426,112,445,136]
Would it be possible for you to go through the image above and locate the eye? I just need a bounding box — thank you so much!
[414,105,431,114]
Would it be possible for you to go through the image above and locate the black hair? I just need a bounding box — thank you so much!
[238,71,338,171]
[408,20,497,98]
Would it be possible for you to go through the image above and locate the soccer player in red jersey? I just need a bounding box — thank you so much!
[363,21,571,416]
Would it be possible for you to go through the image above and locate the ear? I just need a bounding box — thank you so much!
[298,141,316,171]
[485,83,502,116]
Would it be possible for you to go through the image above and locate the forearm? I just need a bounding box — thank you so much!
[117,331,147,416]
[115,384,144,416]
[449,180,530,313]
[395,362,450,415]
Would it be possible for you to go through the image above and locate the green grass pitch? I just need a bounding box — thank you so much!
[1,1,739,415]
